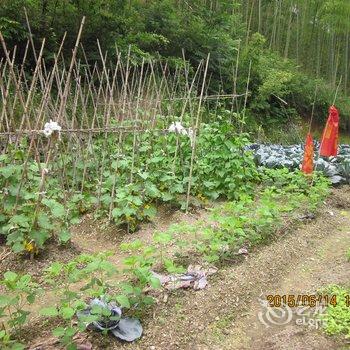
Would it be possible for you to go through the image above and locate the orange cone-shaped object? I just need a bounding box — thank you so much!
[301,132,314,174]
[319,105,339,157]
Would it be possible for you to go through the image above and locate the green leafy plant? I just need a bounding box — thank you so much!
[120,241,161,308]
[41,253,118,349]
[111,184,157,233]
[118,167,330,268]
[0,271,39,350]
[93,122,259,230]
[39,250,160,348]
[193,122,259,200]
[321,284,350,337]
[0,148,72,255]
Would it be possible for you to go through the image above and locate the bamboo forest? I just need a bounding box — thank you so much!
[1,1,350,349]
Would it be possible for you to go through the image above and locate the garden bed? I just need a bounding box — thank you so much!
[0,169,333,349]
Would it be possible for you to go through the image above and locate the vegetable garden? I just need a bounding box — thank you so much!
[0,18,349,350]
[0,20,260,255]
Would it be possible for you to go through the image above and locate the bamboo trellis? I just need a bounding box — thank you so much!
[0,19,249,219]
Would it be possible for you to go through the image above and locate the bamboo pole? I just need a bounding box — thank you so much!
[185,54,210,213]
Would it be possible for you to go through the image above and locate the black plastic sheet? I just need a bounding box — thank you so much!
[76,298,142,342]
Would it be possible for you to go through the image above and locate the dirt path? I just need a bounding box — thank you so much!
[215,211,350,350]
[113,188,350,350]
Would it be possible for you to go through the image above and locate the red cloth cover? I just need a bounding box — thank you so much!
[301,132,314,174]
[319,105,339,157]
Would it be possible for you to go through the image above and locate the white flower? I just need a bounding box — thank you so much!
[168,122,195,146]
[43,129,51,137]
[168,122,188,136]
[42,120,62,138]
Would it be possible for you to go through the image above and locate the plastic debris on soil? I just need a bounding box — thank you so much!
[110,317,143,342]
[245,143,350,185]
[151,265,217,290]
[76,298,142,342]
[238,247,249,255]
[298,212,316,221]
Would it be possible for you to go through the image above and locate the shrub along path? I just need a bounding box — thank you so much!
[105,187,350,350]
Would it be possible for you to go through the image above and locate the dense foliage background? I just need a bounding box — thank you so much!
[1,0,350,132]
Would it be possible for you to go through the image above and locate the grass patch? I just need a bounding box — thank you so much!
[321,285,350,338]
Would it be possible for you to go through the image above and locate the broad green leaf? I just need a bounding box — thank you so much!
[65,326,77,338]
[72,300,87,310]
[30,230,50,248]
[11,241,25,253]
[145,184,160,198]
[58,230,71,244]
[42,198,65,218]
[161,192,174,201]
[0,295,12,307]
[46,262,63,276]
[9,214,30,228]
[120,282,134,294]
[150,276,161,289]
[61,307,75,319]
[0,165,16,178]
[112,208,123,219]
[4,271,18,282]
[143,205,157,218]
[132,196,143,206]
[27,293,35,304]
[53,327,66,337]
[138,171,149,180]
[123,256,138,266]
[37,212,52,230]
[14,309,30,325]
[142,296,155,305]
[51,203,65,218]
[19,274,31,285]
[91,304,108,316]
[116,295,130,308]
